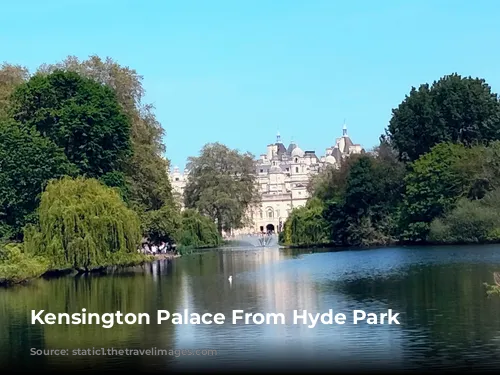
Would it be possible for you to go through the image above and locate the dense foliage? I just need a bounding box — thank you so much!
[0,56,221,284]
[0,243,49,285]
[10,70,132,178]
[0,119,77,239]
[177,209,223,250]
[284,149,405,248]
[281,198,330,247]
[184,142,260,234]
[399,143,472,241]
[24,177,143,272]
[384,73,500,162]
[429,190,500,244]
[284,73,500,248]
[37,55,174,212]
[140,204,182,246]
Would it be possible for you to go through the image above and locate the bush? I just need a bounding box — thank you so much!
[0,243,49,285]
[429,189,500,244]
[24,177,144,272]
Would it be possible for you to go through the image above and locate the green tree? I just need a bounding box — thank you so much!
[24,177,143,272]
[342,152,404,246]
[140,204,182,246]
[178,209,222,249]
[0,63,29,119]
[344,156,378,218]
[459,141,500,200]
[99,170,129,202]
[307,154,361,202]
[10,70,132,179]
[184,143,260,235]
[385,73,500,162]
[400,142,472,241]
[288,144,405,248]
[282,198,330,247]
[0,119,76,239]
[37,56,173,211]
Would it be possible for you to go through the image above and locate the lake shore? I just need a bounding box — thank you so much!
[278,239,500,251]
[153,252,181,260]
[0,249,184,288]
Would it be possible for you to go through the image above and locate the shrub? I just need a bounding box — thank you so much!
[0,243,49,285]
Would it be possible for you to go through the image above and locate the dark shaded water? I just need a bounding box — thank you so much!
[2,245,500,372]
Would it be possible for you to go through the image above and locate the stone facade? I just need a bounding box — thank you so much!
[170,166,188,209]
[169,124,363,235]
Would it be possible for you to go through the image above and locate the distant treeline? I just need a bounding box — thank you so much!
[281,74,500,248]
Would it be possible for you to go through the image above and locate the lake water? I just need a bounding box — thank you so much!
[2,244,500,372]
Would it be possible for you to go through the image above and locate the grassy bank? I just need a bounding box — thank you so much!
[0,242,156,287]
[0,241,226,287]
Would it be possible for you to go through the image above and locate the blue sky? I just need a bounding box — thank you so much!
[2,0,500,170]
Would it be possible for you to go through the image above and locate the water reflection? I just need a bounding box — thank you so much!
[1,245,500,371]
[0,262,179,371]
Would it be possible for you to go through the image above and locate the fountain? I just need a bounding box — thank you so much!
[257,234,273,247]
[225,233,279,249]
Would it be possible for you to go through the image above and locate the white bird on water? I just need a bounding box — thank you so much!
[228,275,232,283]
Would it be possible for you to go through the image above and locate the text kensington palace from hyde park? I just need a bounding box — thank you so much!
[30,309,401,328]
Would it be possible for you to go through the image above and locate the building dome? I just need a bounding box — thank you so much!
[291,147,305,158]
[325,155,337,165]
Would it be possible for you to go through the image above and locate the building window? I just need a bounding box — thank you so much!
[295,158,298,163]
[286,168,289,172]
[175,178,179,181]
[260,211,263,219]
[295,167,299,173]
[268,211,273,218]
[260,169,263,173]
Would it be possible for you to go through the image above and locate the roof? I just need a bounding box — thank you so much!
[275,142,287,156]
[287,142,297,154]
[343,136,354,149]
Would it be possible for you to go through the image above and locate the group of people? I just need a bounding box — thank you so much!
[140,240,177,255]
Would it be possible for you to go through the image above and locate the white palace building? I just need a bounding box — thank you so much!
[169,124,363,236]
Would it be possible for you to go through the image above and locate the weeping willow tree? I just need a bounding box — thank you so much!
[178,209,222,250]
[281,198,331,247]
[24,177,144,272]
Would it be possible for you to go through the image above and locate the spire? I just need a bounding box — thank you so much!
[276,130,282,144]
[342,119,347,136]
